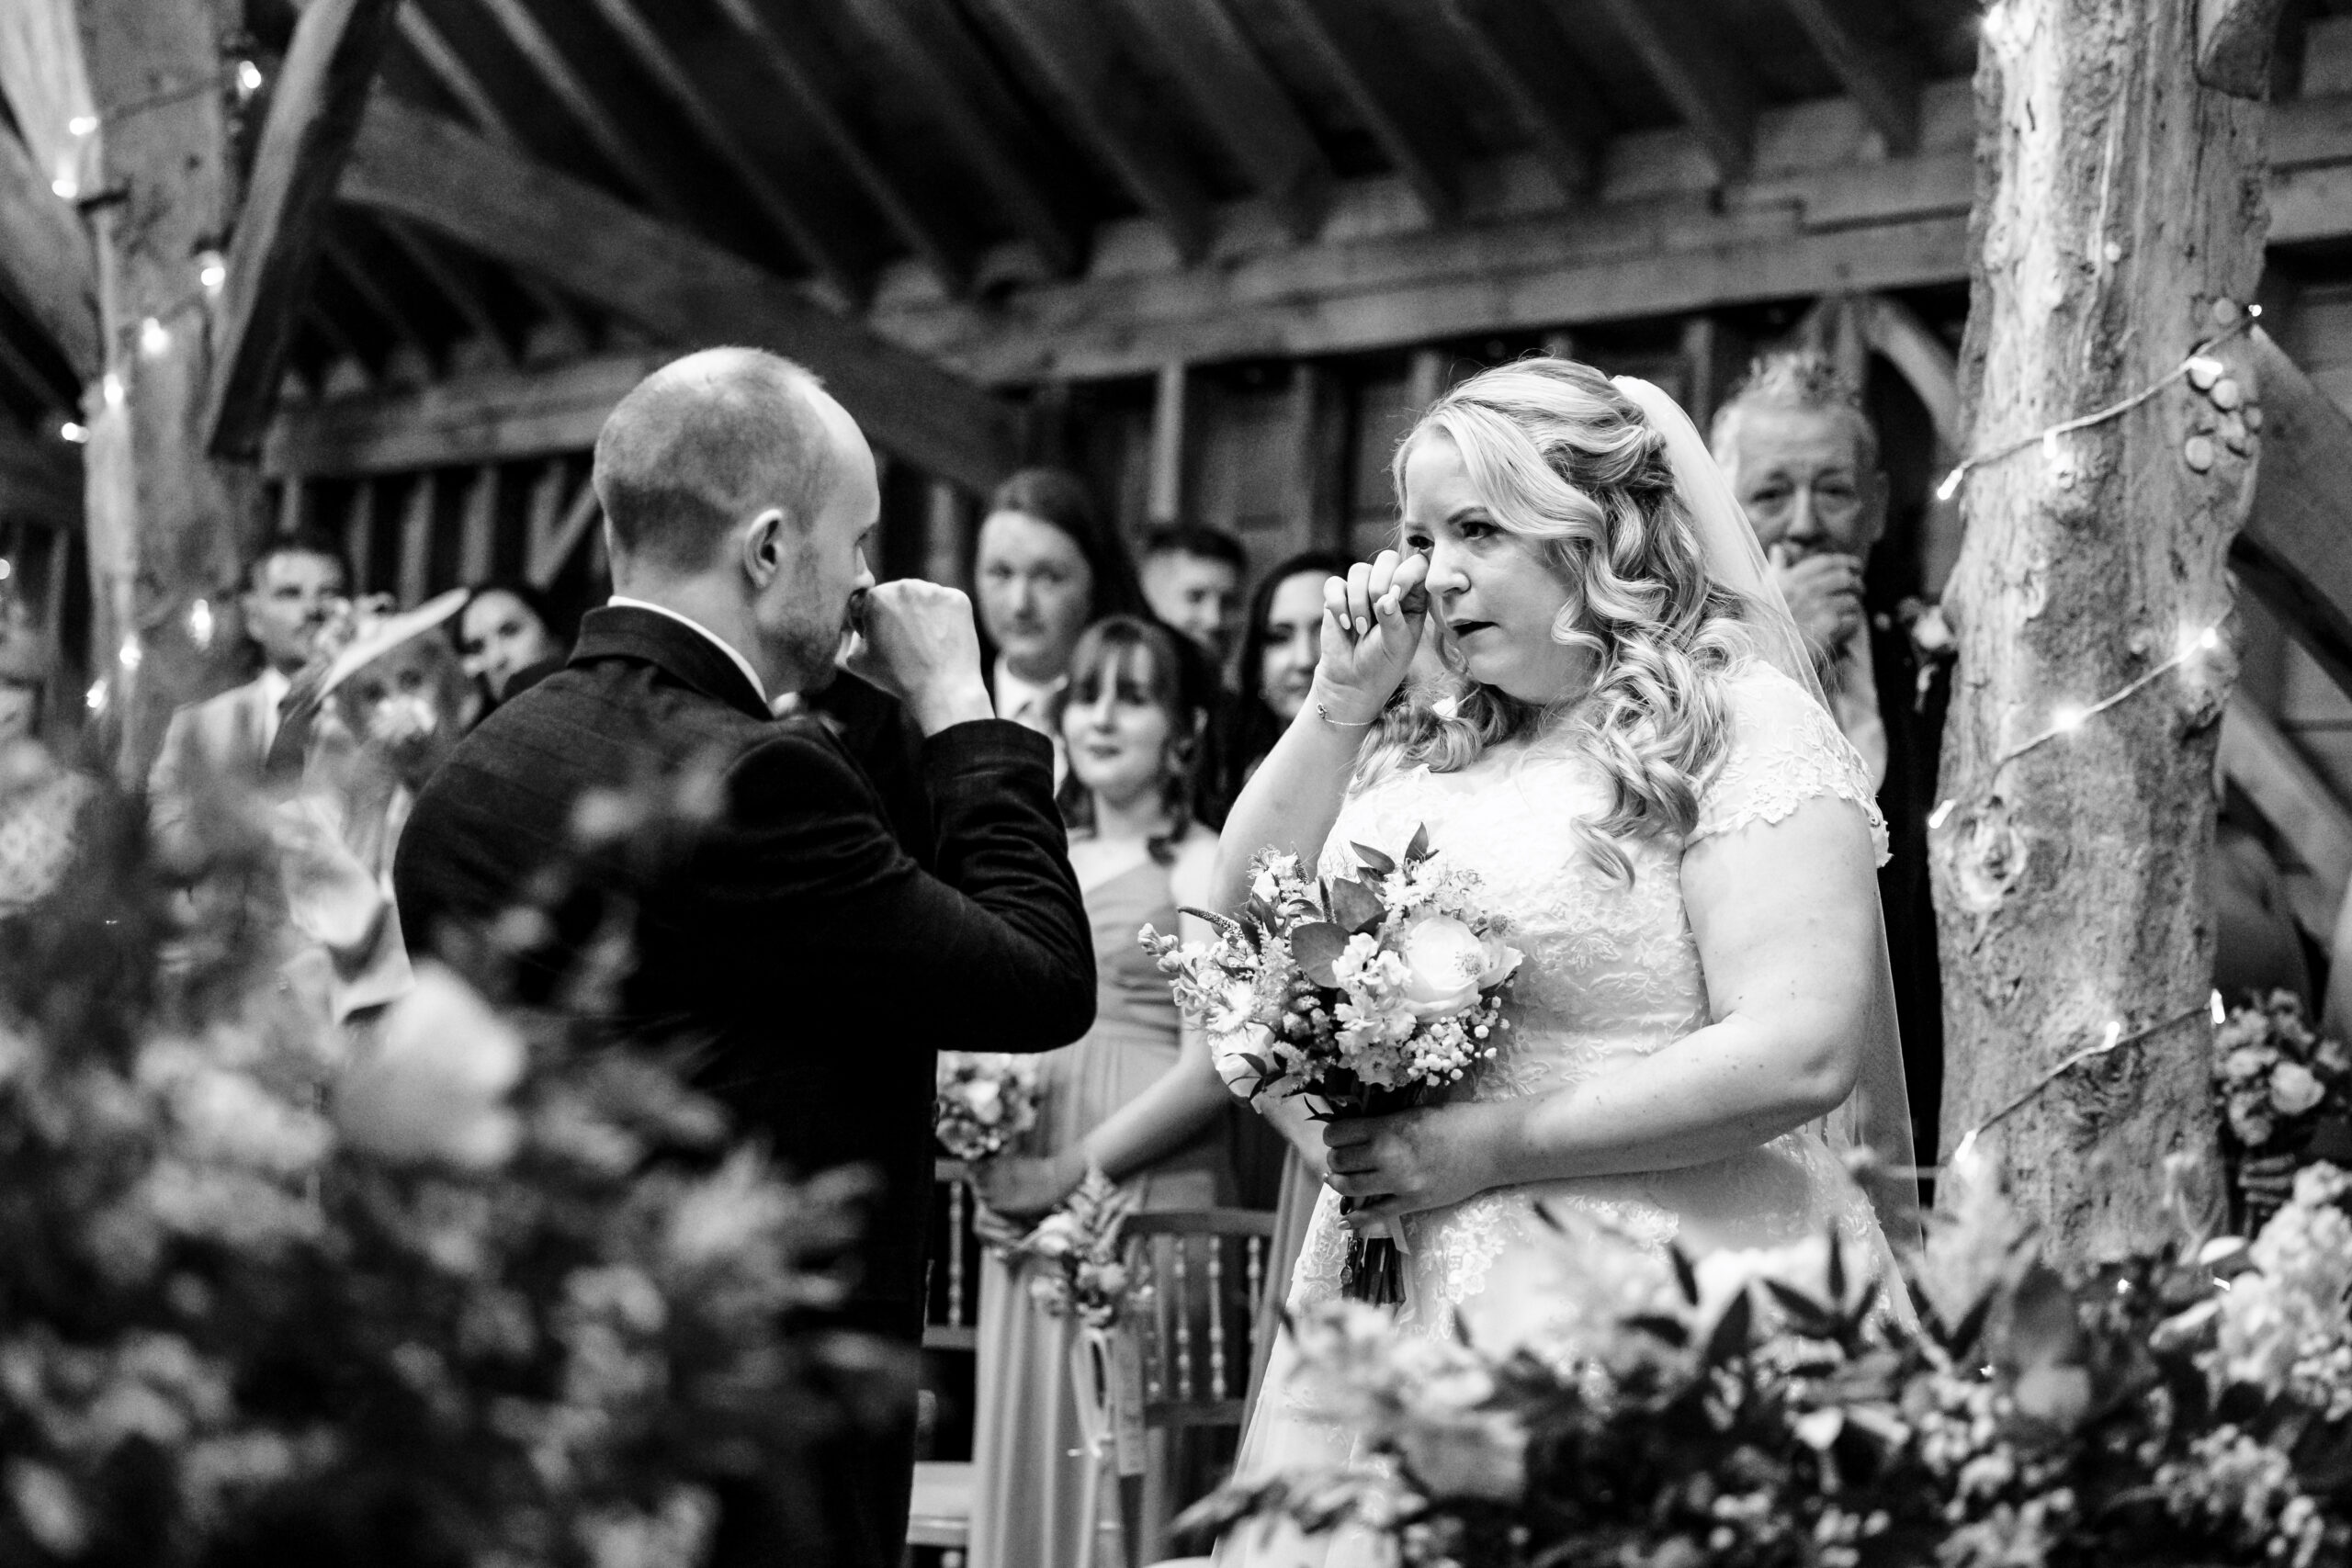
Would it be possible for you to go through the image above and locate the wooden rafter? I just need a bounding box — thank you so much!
[584,0,874,303]
[701,0,975,296]
[1778,0,1919,155]
[1582,0,1759,180]
[302,301,370,386]
[2222,694,2352,941]
[341,98,1022,490]
[832,0,1083,276]
[202,0,401,457]
[318,234,436,369]
[1111,0,1335,243]
[267,350,671,475]
[380,218,514,363]
[468,0,695,224]
[1266,0,1472,223]
[1434,0,1609,198]
[0,128,96,380]
[391,3,594,343]
[968,0,1216,263]
[2235,326,2352,699]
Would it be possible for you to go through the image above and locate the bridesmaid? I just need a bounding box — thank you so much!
[968,615,1237,1568]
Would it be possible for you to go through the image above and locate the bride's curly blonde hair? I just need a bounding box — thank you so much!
[1364,358,1757,881]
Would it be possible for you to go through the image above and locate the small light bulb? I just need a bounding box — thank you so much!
[1935,465,1964,502]
[58,421,85,444]
[139,317,171,356]
[2098,1019,2122,1052]
[235,59,264,96]
[1928,798,1955,831]
[196,252,226,292]
[101,373,124,408]
[118,636,141,671]
[2052,704,2086,734]
[2249,303,2263,318]
[188,598,213,649]
[50,176,75,200]
[2186,355,2225,382]
[85,680,107,713]
[0,559,15,581]
[2199,626,2221,651]
[2211,989,2226,1025]
[68,115,96,136]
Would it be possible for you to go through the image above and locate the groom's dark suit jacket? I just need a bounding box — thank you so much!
[393,606,1094,1329]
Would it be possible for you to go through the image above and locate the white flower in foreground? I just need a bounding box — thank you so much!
[1393,912,1487,1020]
[336,963,526,1169]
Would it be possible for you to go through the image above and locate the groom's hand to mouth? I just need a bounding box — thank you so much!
[838,580,996,737]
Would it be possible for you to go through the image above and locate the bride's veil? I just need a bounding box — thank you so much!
[1612,375,1925,1252]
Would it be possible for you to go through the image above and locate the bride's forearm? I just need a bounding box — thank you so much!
[1210,688,1371,908]
[1487,1015,1858,1188]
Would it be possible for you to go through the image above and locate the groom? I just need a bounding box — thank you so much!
[392,348,1094,1567]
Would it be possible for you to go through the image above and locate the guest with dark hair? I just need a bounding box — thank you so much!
[975,468,1148,741]
[1220,548,1358,798]
[459,579,571,707]
[967,615,1235,1568]
[1138,522,1246,670]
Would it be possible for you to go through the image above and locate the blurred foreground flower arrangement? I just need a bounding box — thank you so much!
[1183,1155,2352,1568]
[0,771,904,1568]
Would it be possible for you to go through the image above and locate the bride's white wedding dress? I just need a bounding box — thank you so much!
[1217,660,1905,1568]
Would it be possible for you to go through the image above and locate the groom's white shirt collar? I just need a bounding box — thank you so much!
[607,595,771,710]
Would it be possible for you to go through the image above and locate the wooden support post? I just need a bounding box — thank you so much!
[529,478,601,592]
[277,475,306,537]
[76,0,262,776]
[398,473,435,605]
[925,480,968,592]
[1930,0,2267,1251]
[345,479,376,594]
[458,465,497,585]
[1285,363,1348,552]
[1148,363,1189,527]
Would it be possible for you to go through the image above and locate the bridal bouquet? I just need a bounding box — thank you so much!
[1142,825,1521,1303]
[933,1051,1044,1165]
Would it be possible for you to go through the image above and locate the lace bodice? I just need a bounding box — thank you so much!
[1289,661,1894,1336]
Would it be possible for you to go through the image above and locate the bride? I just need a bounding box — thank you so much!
[1212,359,1917,1563]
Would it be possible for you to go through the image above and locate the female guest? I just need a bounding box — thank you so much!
[458,580,567,707]
[974,468,1148,740]
[1224,549,1358,790]
[968,615,1236,1568]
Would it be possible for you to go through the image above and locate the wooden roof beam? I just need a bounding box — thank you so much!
[1111,0,1335,243]
[0,126,97,380]
[469,0,697,227]
[341,97,1022,490]
[2235,326,2352,700]
[585,0,876,304]
[1267,0,1472,223]
[1779,0,1920,155]
[204,0,402,457]
[967,0,1216,264]
[699,0,974,296]
[1436,0,1610,199]
[391,5,596,344]
[380,218,516,364]
[318,233,437,371]
[833,0,1084,277]
[1583,0,1759,181]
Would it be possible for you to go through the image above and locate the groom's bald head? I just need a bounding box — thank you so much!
[594,348,842,575]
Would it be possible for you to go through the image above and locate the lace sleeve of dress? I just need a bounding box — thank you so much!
[1690,664,1891,867]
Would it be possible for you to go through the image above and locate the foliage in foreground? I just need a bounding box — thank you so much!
[1185,1153,2352,1568]
[0,770,907,1568]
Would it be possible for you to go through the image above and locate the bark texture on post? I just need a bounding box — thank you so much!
[76,0,259,778]
[1932,0,2268,1255]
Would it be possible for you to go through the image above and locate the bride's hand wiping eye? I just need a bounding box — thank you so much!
[1312,548,1430,728]
[1321,1099,1519,1225]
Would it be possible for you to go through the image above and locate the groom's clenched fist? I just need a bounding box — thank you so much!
[840,579,997,736]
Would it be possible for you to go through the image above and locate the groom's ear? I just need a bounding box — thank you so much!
[741,507,789,589]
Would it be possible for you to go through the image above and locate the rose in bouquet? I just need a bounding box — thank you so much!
[1142,825,1521,1303]
[997,1168,1148,1331]
[934,1050,1044,1165]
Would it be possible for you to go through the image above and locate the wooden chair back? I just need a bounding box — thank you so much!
[1120,1208,1278,1430]
[924,1159,981,1351]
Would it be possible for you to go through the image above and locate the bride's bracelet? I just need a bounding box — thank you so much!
[1316,700,1379,728]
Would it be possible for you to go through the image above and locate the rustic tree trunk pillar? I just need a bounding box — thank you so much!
[1931,0,2271,1254]
[75,0,259,777]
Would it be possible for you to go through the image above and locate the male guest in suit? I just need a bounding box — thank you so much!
[1711,352,1951,1161]
[392,347,1094,1568]
[148,526,348,856]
